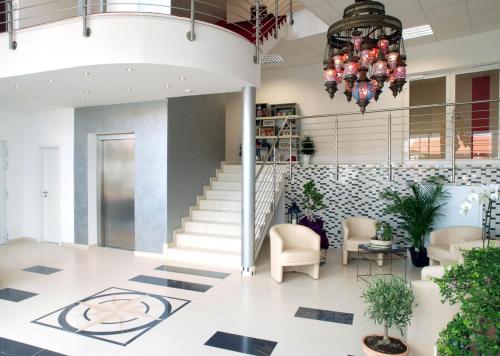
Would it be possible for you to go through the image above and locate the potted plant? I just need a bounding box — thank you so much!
[361,276,415,356]
[301,136,316,166]
[434,247,499,356]
[380,177,449,267]
[370,221,393,248]
[299,180,329,250]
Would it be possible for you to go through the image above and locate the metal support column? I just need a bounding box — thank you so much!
[289,0,294,25]
[387,113,392,182]
[241,86,256,276]
[82,0,91,37]
[451,110,456,183]
[335,117,339,180]
[274,0,278,39]
[186,0,196,41]
[6,0,17,50]
[254,0,260,64]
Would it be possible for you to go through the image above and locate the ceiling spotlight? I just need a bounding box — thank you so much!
[184,89,192,93]
[81,99,86,103]
[83,72,90,76]
[126,68,134,72]
[178,76,187,81]
[27,95,32,99]
[85,91,91,95]
[164,84,171,88]
[127,88,133,92]
[48,79,54,84]
[14,83,21,88]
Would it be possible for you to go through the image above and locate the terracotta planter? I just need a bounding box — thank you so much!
[361,335,410,356]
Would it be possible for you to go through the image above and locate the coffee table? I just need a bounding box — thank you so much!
[356,244,408,283]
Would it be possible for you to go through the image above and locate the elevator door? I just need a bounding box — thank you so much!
[101,137,135,250]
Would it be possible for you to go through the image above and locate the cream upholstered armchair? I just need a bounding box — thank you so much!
[342,217,382,266]
[270,224,320,283]
[428,226,482,265]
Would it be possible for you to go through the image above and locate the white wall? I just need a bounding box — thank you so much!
[225,30,500,163]
[0,108,74,243]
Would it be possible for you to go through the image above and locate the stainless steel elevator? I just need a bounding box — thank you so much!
[99,135,135,250]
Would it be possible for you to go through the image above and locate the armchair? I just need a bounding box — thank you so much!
[342,217,382,266]
[270,224,320,283]
[428,226,482,265]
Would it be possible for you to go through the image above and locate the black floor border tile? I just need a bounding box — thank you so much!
[0,288,38,302]
[22,265,62,275]
[155,265,230,279]
[130,275,213,292]
[0,336,66,356]
[294,307,354,325]
[205,331,277,356]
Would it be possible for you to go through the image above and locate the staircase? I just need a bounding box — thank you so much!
[164,162,287,269]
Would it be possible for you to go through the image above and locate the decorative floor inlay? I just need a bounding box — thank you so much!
[130,275,213,292]
[32,287,190,346]
[205,331,278,356]
[155,265,230,279]
[22,265,62,275]
[0,288,38,302]
[0,337,66,356]
[294,307,354,325]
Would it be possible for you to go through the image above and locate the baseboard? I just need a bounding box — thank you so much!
[7,237,37,244]
[61,242,95,249]
[134,250,165,259]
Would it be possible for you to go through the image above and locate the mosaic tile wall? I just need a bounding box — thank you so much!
[285,164,500,248]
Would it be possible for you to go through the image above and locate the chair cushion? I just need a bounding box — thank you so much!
[344,236,371,251]
[279,248,319,265]
[428,244,451,261]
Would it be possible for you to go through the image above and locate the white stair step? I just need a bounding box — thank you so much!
[165,246,241,268]
[212,180,241,191]
[199,199,241,211]
[217,172,241,181]
[184,220,240,236]
[206,189,241,201]
[192,209,241,223]
[221,164,241,173]
[176,231,240,251]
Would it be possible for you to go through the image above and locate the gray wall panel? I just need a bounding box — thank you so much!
[167,94,226,242]
[74,101,168,253]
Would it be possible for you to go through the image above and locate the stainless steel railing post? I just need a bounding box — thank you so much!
[387,113,392,182]
[186,0,196,41]
[272,145,276,211]
[288,117,292,181]
[254,0,260,64]
[7,0,17,50]
[335,116,339,180]
[451,110,456,183]
[82,0,91,37]
[289,0,293,25]
[274,0,278,39]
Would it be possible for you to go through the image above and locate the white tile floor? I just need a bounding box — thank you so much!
[0,240,422,356]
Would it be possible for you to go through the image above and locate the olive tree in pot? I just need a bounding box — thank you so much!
[380,177,449,267]
[301,136,316,166]
[434,247,499,356]
[361,276,416,356]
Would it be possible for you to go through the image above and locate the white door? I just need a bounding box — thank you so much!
[40,147,60,243]
[0,142,7,245]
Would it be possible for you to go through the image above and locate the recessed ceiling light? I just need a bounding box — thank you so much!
[85,91,91,95]
[48,79,54,84]
[127,88,133,92]
[403,24,433,40]
[164,84,171,88]
[26,95,32,99]
[83,72,91,76]
[81,99,86,103]
[184,89,192,93]
[14,84,20,88]
[178,76,186,81]
[261,53,285,64]
[126,68,134,72]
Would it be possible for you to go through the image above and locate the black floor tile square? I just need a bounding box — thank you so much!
[22,265,62,275]
[205,331,277,356]
[294,307,354,325]
[130,275,212,292]
[155,265,230,279]
[0,336,66,355]
[0,288,38,302]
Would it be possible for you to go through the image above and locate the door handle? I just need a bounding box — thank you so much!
[43,191,48,198]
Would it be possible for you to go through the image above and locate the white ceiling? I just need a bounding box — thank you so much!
[264,0,500,69]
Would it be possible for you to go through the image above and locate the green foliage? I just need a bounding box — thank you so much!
[301,136,316,156]
[380,178,449,249]
[301,180,325,220]
[375,221,393,241]
[434,247,500,356]
[362,276,415,343]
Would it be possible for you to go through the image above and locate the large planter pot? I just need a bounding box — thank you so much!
[302,155,311,166]
[409,247,429,267]
[361,335,410,356]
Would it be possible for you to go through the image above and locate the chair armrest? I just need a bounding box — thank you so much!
[430,229,449,246]
[449,239,483,261]
[342,221,350,242]
[270,231,283,254]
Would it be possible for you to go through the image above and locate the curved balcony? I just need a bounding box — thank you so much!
[0,0,290,110]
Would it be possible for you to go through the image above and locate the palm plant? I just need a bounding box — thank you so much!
[380,178,449,249]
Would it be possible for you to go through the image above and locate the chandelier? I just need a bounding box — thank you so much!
[323,0,407,113]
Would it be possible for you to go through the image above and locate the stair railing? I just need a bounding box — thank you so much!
[254,116,293,254]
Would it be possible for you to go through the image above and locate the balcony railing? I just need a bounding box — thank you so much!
[0,0,292,62]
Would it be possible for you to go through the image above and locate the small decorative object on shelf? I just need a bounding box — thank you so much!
[288,201,301,224]
[459,183,499,248]
[301,136,316,167]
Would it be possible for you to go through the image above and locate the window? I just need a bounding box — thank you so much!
[409,77,447,159]
[455,70,499,159]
